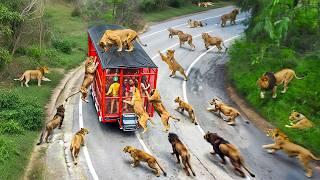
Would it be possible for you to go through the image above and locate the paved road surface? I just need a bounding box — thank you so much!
[68,6,320,180]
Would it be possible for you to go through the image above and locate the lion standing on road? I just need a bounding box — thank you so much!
[177,31,196,50]
[201,33,228,52]
[168,28,183,38]
[158,50,188,81]
[174,97,197,125]
[221,9,239,27]
[70,128,89,165]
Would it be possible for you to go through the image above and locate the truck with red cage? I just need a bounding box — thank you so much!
[88,25,158,131]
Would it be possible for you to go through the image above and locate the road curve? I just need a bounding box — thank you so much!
[67,6,319,180]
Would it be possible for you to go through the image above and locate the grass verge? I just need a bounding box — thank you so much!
[142,1,233,22]
[227,39,320,155]
[0,0,86,179]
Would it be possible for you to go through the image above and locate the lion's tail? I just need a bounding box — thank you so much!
[169,115,180,121]
[310,152,320,161]
[155,160,167,176]
[65,90,81,102]
[293,72,304,80]
[186,154,196,176]
[240,157,255,177]
[136,35,147,47]
[36,131,45,145]
[14,73,25,81]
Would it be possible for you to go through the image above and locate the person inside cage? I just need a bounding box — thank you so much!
[106,76,120,114]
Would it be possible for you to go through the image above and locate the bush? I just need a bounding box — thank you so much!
[25,46,42,59]
[0,120,24,135]
[0,48,11,68]
[140,0,157,12]
[71,6,81,17]
[0,90,44,131]
[52,39,72,54]
[168,0,183,8]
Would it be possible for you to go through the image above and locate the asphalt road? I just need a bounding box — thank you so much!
[69,6,320,180]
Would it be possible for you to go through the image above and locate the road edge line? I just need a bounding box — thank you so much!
[79,96,99,180]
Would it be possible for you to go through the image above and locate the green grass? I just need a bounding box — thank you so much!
[0,0,86,179]
[142,1,233,22]
[0,131,38,180]
[227,39,320,155]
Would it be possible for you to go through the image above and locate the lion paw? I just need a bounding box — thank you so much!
[267,149,275,154]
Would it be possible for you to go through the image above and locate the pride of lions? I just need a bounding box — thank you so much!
[14,8,318,179]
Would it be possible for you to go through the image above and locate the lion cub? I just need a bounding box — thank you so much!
[188,19,207,28]
[285,111,313,129]
[70,128,89,165]
[123,146,167,177]
[168,28,182,38]
[201,33,228,52]
[257,68,303,98]
[14,66,50,87]
[221,9,239,27]
[145,89,180,132]
[177,31,196,50]
[174,97,197,125]
[207,98,243,126]
[158,50,188,81]
[263,128,320,177]
[37,105,65,145]
[204,132,255,177]
[168,133,196,176]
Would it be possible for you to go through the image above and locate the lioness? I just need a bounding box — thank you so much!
[123,146,167,177]
[37,105,65,145]
[202,33,228,52]
[168,133,196,176]
[123,87,155,133]
[262,128,320,177]
[204,132,255,177]
[207,98,244,126]
[168,28,183,38]
[174,97,197,125]
[70,128,89,165]
[188,19,207,28]
[257,68,303,98]
[65,56,99,103]
[158,50,188,81]
[145,89,180,132]
[14,66,50,87]
[198,2,214,8]
[286,111,313,129]
[177,31,196,50]
[99,29,147,52]
[221,9,239,27]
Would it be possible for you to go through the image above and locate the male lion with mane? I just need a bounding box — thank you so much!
[14,66,50,87]
[257,68,303,98]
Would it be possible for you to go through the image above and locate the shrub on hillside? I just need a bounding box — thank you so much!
[71,6,81,17]
[0,120,24,135]
[0,90,44,131]
[168,0,183,8]
[52,39,72,54]
[0,48,11,68]
[25,46,42,59]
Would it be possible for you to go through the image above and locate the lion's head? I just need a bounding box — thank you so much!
[79,128,89,135]
[150,89,161,101]
[202,33,210,40]
[166,49,175,59]
[266,128,288,140]
[289,111,305,121]
[123,145,135,153]
[174,96,181,103]
[232,9,239,15]
[38,66,49,74]
[257,72,276,90]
